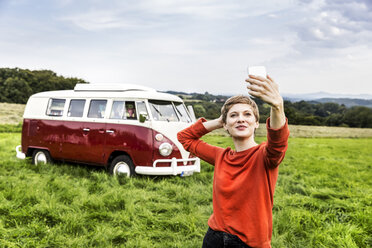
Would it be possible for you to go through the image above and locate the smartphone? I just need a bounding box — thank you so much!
[248,66,267,78]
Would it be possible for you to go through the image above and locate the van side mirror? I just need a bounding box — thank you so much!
[139,114,147,123]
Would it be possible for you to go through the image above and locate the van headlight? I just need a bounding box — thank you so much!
[159,143,172,156]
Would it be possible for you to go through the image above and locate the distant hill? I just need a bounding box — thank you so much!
[170,90,372,108]
[165,90,372,128]
[282,92,372,108]
[283,92,372,101]
[314,98,372,108]
[165,91,229,103]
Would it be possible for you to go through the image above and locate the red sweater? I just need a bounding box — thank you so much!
[177,118,289,248]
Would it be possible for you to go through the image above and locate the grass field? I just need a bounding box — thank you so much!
[0,132,371,247]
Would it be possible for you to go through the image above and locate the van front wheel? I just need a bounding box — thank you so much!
[32,149,52,165]
[109,155,135,177]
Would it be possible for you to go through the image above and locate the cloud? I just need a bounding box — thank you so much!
[60,10,159,31]
[57,0,295,31]
[294,0,372,49]
[138,0,241,19]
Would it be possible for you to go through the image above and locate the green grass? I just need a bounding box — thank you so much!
[1,133,371,247]
[0,123,22,133]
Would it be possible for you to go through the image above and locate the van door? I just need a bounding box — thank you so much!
[80,100,107,164]
[104,100,153,167]
[62,99,107,165]
[79,121,107,164]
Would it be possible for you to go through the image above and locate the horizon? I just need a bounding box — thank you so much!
[164,89,372,100]
[4,65,372,100]
[2,66,372,100]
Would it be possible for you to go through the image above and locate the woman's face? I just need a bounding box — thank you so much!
[223,103,259,139]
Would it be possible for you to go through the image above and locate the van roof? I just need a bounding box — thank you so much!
[74,83,156,92]
[30,84,183,102]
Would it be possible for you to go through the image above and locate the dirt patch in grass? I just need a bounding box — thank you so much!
[0,103,25,125]
[209,123,372,138]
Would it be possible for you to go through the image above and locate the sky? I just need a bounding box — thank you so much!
[1,0,372,96]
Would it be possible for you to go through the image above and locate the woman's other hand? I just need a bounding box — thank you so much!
[203,115,224,131]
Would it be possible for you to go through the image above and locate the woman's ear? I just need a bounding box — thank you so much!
[254,121,259,129]
[223,123,230,135]
[223,122,228,131]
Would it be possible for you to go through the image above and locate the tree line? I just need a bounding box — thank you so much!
[180,92,372,128]
[1,68,371,128]
[0,68,87,104]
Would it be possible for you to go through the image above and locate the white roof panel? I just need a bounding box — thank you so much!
[74,83,156,92]
[30,84,182,102]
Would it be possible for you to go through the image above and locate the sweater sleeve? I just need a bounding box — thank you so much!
[264,117,290,169]
[177,118,223,166]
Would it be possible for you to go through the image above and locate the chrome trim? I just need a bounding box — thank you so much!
[135,157,200,176]
[16,145,26,159]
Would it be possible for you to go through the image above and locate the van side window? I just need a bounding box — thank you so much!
[137,101,148,120]
[88,100,107,118]
[125,101,137,120]
[68,99,86,117]
[110,101,125,119]
[46,98,65,116]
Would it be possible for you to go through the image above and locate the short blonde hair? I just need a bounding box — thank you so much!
[221,95,259,124]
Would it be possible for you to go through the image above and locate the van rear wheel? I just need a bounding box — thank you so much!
[32,149,52,165]
[109,155,135,177]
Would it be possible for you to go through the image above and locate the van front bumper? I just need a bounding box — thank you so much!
[16,145,26,159]
[135,157,200,176]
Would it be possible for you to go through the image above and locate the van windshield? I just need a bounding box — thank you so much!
[173,102,192,123]
[149,100,179,122]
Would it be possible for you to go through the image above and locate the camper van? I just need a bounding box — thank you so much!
[16,84,200,177]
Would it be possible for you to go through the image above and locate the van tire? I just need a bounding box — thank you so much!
[109,155,135,177]
[32,149,52,165]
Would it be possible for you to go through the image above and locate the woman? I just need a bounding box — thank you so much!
[177,75,289,248]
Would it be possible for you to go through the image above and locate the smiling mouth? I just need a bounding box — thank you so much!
[235,125,247,130]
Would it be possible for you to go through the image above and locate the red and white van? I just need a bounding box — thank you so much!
[16,84,200,177]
